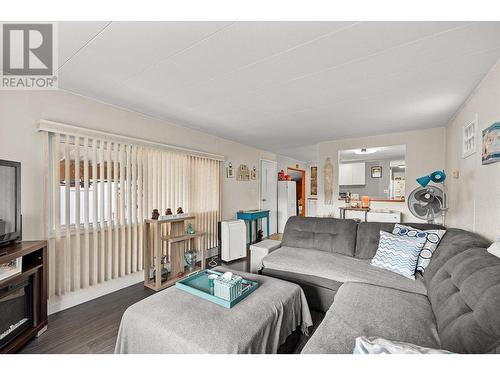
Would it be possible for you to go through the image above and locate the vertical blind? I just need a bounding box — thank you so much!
[46,132,221,298]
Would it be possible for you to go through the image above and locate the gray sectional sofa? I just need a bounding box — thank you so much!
[260,216,500,354]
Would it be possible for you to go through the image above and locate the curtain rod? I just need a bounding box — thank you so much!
[37,119,225,161]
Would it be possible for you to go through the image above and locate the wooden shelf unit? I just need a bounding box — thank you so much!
[161,232,204,244]
[143,215,205,291]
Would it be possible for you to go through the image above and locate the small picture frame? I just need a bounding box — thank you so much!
[226,162,234,178]
[371,166,382,178]
[0,257,22,282]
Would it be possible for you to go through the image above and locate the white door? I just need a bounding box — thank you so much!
[260,159,277,236]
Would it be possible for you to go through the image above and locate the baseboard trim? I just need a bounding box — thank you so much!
[48,272,144,315]
[48,250,219,315]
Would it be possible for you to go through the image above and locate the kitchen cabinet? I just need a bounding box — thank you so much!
[339,162,366,186]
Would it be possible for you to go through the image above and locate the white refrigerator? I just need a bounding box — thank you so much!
[278,181,297,233]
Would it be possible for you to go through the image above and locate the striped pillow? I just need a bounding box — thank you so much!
[392,224,446,273]
[371,231,427,280]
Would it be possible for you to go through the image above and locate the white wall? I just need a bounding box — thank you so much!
[317,127,446,222]
[445,61,500,241]
[277,155,306,174]
[0,90,276,241]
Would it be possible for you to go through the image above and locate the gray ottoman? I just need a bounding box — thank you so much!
[115,267,312,354]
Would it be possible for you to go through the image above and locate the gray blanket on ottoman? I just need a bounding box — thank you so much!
[115,267,312,354]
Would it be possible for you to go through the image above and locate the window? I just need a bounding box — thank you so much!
[46,130,221,297]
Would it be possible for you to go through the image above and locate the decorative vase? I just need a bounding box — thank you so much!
[184,250,197,272]
[186,223,195,235]
[152,267,169,282]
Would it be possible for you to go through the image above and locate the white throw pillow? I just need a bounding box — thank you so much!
[353,336,452,354]
[371,231,427,280]
[487,237,500,258]
[392,224,446,273]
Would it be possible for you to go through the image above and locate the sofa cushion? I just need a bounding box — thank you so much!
[371,230,427,280]
[426,246,500,353]
[281,217,357,256]
[262,246,427,295]
[301,283,440,354]
[423,228,491,287]
[355,222,445,259]
[392,224,446,273]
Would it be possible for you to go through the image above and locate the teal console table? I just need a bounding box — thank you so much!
[236,210,270,244]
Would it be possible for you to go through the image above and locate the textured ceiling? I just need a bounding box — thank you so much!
[57,21,500,162]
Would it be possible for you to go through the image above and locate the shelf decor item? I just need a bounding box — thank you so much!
[361,196,370,208]
[176,269,258,308]
[151,209,160,220]
[152,267,170,282]
[184,250,197,272]
[0,257,22,282]
[482,122,500,165]
[186,223,195,234]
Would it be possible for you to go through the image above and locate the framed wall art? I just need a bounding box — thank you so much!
[482,122,500,165]
[371,166,382,178]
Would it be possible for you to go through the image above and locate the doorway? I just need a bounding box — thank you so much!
[260,159,278,236]
[287,167,306,217]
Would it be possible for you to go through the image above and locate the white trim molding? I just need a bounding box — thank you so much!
[48,271,143,315]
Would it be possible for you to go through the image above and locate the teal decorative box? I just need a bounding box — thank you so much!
[176,269,258,308]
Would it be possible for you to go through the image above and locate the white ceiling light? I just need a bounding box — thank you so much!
[354,148,377,155]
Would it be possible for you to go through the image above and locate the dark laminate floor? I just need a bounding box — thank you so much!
[20,255,324,354]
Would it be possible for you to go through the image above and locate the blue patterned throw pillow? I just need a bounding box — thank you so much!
[392,224,446,274]
[371,231,427,280]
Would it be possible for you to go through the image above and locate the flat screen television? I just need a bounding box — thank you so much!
[0,160,21,246]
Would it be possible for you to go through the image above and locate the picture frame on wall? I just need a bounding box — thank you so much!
[482,123,500,165]
[462,115,477,158]
[310,166,318,196]
[226,162,234,178]
[371,166,382,178]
